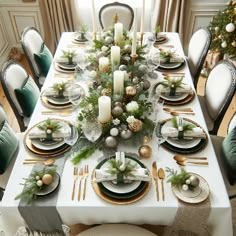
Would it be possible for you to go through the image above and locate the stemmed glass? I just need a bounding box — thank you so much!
[146,50,160,79]
[82,119,102,143]
[63,124,79,146]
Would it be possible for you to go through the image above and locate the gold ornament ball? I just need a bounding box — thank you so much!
[138,145,152,158]
[232,41,236,47]
[128,119,143,132]
[125,86,137,96]
[42,174,53,185]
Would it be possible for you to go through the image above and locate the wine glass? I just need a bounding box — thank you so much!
[146,50,160,79]
[64,124,79,146]
[82,119,102,143]
[76,53,89,72]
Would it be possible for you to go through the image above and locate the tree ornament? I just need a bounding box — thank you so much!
[221,41,227,48]
[182,184,189,191]
[142,80,151,90]
[36,180,43,187]
[132,77,139,85]
[125,86,137,96]
[35,176,40,180]
[110,127,119,136]
[138,64,148,72]
[105,136,118,148]
[128,119,143,132]
[232,41,236,47]
[120,129,133,139]
[42,174,53,185]
[138,145,152,158]
[105,36,113,44]
[218,34,222,39]
[119,64,128,71]
[189,175,200,187]
[215,26,220,32]
[111,106,123,117]
[226,22,235,32]
[124,44,132,53]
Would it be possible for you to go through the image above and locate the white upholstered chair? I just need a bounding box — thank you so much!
[211,112,236,199]
[21,26,53,88]
[187,27,211,88]
[198,60,236,135]
[0,60,40,132]
[99,2,134,31]
[76,224,157,236]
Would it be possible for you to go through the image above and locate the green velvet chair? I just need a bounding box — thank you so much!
[0,60,40,132]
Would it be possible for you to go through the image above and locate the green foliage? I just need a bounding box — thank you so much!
[208,1,236,56]
[159,77,184,89]
[15,167,57,204]
[52,82,67,93]
[166,167,190,186]
[37,118,62,132]
[171,117,196,131]
[78,25,88,33]
[61,49,77,59]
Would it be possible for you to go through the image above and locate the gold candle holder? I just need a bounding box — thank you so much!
[140,33,144,46]
[131,54,138,65]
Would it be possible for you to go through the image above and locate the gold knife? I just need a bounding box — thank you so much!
[152,161,159,201]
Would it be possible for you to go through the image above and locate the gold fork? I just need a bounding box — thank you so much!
[83,165,89,200]
[71,167,78,200]
[78,168,84,201]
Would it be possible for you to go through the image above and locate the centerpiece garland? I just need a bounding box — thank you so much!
[71,27,155,165]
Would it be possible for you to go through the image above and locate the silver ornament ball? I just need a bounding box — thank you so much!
[112,106,123,117]
[120,129,133,139]
[105,136,118,148]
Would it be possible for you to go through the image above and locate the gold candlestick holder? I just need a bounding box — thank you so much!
[131,54,138,65]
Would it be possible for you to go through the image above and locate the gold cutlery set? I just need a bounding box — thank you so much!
[174,155,208,166]
[152,161,165,201]
[72,165,89,201]
[163,107,194,116]
[41,110,73,116]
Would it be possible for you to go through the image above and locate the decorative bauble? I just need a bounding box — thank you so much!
[120,129,133,139]
[221,41,227,48]
[37,180,43,187]
[215,26,220,32]
[189,175,200,187]
[135,83,143,93]
[132,77,139,85]
[88,70,97,79]
[119,64,128,71]
[138,64,148,72]
[218,34,222,39]
[42,174,53,185]
[105,36,113,44]
[142,80,151,90]
[97,52,104,59]
[125,86,137,96]
[128,119,143,132]
[105,136,118,148]
[110,127,119,136]
[124,44,132,53]
[232,41,236,47]
[226,22,235,32]
[114,101,123,107]
[182,184,189,191]
[113,94,123,102]
[138,145,152,158]
[185,179,191,185]
[112,106,123,117]
[101,45,108,52]
[35,176,40,180]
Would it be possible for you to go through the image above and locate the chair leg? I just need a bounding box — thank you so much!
[0,187,5,201]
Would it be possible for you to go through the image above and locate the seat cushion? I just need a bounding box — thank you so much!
[221,127,236,185]
[14,76,40,117]
[0,120,19,175]
[34,44,53,77]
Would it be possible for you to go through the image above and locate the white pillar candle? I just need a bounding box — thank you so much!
[140,0,145,34]
[98,96,111,123]
[99,57,109,72]
[91,0,96,34]
[132,8,137,56]
[114,22,123,44]
[113,70,124,95]
[111,46,120,66]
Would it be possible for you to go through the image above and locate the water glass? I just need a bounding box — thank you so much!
[82,119,102,143]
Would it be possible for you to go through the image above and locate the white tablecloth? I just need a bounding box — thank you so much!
[0,32,232,236]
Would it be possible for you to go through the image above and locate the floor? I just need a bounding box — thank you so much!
[0,56,236,235]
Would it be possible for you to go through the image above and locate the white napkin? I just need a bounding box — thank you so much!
[94,152,150,183]
[161,126,206,139]
[160,55,184,63]
[28,126,70,139]
[159,83,192,95]
[43,87,69,97]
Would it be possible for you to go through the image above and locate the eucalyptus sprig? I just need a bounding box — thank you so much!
[165,167,190,186]
[37,118,62,133]
[159,77,184,89]
[52,82,67,94]
[61,49,77,60]
[171,117,196,131]
[15,167,57,204]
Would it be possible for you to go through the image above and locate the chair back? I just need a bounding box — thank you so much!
[205,60,236,134]
[21,27,51,88]
[0,60,40,132]
[228,112,236,134]
[187,28,211,88]
[99,2,134,30]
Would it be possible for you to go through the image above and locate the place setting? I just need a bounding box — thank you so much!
[24,118,79,157]
[154,116,208,154]
[92,152,152,204]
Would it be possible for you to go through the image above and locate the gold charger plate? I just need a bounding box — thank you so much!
[54,62,75,74]
[91,166,151,205]
[24,119,73,157]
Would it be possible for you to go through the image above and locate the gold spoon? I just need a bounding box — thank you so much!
[170,111,195,116]
[177,160,208,166]
[158,168,165,201]
[163,107,193,113]
[23,158,55,166]
[174,155,207,162]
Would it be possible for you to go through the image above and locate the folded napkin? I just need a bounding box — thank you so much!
[43,87,69,97]
[94,152,150,183]
[159,83,192,95]
[28,126,70,140]
[160,55,184,63]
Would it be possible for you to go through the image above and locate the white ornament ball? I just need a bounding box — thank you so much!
[226,23,235,32]
[182,184,189,191]
[110,127,119,136]
[232,41,236,47]
[189,175,200,187]
[88,70,97,79]
[221,41,227,48]
[215,26,220,32]
[37,180,43,187]
[101,45,108,52]
[185,179,191,185]
[105,36,113,44]
[35,176,40,180]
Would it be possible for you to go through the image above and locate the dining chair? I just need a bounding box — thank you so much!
[21,26,53,89]
[198,60,236,135]
[99,2,134,31]
[0,104,20,201]
[0,60,40,132]
[210,112,236,199]
[187,27,212,88]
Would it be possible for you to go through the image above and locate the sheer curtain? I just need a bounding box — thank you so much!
[39,0,76,53]
[151,0,189,43]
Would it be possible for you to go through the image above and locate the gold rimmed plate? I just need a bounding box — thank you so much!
[171,172,210,204]
[54,62,75,74]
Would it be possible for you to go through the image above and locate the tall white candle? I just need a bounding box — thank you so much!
[140,0,145,34]
[132,8,137,55]
[111,46,120,66]
[113,70,124,95]
[99,57,109,72]
[114,22,123,44]
[98,96,111,123]
[91,0,96,34]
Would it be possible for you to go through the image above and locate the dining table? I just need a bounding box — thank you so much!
[0,31,233,236]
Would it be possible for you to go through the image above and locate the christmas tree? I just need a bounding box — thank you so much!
[209,0,236,57]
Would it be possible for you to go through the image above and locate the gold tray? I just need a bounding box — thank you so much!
[162,91,195,106]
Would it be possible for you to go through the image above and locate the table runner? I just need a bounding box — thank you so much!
[18,157,66,234]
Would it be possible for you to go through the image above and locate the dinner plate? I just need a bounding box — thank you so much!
[74,36,88,43]
[54,62,75,74]
[58,62,77,70]
[171,172,210,204]
[36,173,60,197]
[157,60,185,72]
[31,138,65,151]
[46,95,70,106]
